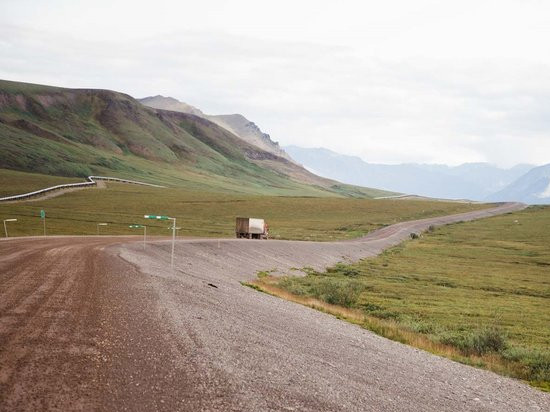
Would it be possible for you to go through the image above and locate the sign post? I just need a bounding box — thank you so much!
[129,224,147,249]
[144,215,176,267]
[40,209,46,236]
[97,223,107,235]
[3,218,17,238]
[168,226,181,237]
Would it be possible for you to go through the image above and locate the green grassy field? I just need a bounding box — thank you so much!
[0,169,81,197]
[253,206,550,390]
[0,176,488,240]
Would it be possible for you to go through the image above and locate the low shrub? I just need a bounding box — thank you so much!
[527,352,550,382]
[502,347,550,383]
[257,271,270,279]
[326,263,361,277]
[470,328,507,354]
[440,327,507,356]
[278,277,310,296]
[310,279,366,308]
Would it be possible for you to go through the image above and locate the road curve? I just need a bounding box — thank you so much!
[1,202,547,411]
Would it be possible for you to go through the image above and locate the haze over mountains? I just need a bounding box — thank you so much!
[488,164,550,204]
[285,146,549,204]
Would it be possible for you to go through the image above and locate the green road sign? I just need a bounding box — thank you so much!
[40,210,45,219]
[144,215,170,220]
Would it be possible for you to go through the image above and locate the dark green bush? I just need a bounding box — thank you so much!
[527,352,550,382]
[440,327,507,356]
[470,328,507,354]
[311,279,366,308]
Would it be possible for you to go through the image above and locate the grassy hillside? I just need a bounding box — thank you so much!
[0,79,392,198]
[0,169,81,197]
[138,96,292,161]
[0,174,488,239]
[252,206,550,390]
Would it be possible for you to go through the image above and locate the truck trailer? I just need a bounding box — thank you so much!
[235,217,269,239]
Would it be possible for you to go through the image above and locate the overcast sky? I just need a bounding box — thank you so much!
[1,0,550,167]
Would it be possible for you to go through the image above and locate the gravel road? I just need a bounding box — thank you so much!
[1,202,548,411]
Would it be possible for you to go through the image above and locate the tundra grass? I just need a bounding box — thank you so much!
[252,206,550,390]
[0,179,488,240]
[0,169,81,197]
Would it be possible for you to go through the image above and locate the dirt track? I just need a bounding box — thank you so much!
[1,202,548,411]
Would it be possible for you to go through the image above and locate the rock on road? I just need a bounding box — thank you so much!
[0,202,548,411]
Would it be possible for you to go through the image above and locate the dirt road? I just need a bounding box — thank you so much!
[1,202,547,411]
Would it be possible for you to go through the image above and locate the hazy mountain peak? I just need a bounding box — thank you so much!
[138,95,204,117]
[139,95,293,161]
[489,163,550,204]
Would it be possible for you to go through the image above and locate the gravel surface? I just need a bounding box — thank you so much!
[1,202,548,411]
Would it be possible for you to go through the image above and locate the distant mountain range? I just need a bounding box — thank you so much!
[285,146,547,203]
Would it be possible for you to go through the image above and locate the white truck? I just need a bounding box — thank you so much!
[235,217,269,239]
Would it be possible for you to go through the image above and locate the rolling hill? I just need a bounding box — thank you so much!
[0,79,392,198]
[285,145,533,200]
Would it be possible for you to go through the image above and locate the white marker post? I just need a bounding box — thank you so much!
[129,224,147,249]
[144,215,176,268]
[3,218,17,237]
[97,222,108,235]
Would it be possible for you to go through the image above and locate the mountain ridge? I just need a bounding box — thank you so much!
[0,79,391,198]
[138,95,292,161]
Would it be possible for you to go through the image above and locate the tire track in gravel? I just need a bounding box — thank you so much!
[0,237,139,410]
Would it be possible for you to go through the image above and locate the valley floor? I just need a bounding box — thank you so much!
[2,203,548,411]
[0,175,490,241]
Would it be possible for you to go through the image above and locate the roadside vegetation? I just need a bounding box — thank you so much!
[0,169,489,239]
[251,206,550,390]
